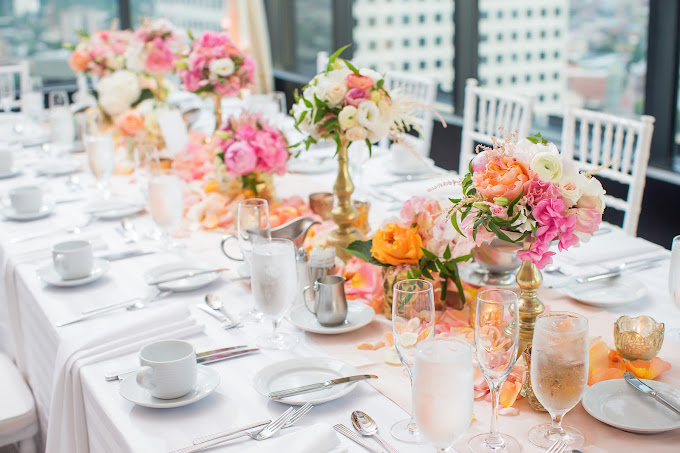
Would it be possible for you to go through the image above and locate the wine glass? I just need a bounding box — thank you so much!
[147,167,184,250]
[133,144,158,201]
[237,198,271,322]
[528,311,589,449]
[468,289,521,453]
[0,73,15,112]
[391,278,435,443]
[48,90,74,154]
[84,134,115,199]
[250,238,298,350]
[413,337,473,452]
[671,235,680,309]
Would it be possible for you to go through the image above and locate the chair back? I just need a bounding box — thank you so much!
[0,61,30,111]
[460,78,534,174]
[316,51,329,74]
[561,107,655,236]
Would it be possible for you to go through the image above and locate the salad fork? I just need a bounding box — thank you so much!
[546,440,567,453]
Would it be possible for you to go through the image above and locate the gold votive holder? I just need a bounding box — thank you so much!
[352,200,370,236]
[309,192,334,221]
[614,315,665,361]
[520,346,547,412]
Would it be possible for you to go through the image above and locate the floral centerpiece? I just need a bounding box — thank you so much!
[177,31,256,130]
[346,196,476,317]
[291,46,419,254]
[68,29,131,78]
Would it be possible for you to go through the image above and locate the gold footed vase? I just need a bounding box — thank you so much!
[515,240,545,357]
[327,140,362,261]
[212,93,223,132]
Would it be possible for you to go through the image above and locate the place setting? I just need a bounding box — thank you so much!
[36,239,110,287]
[1,185,55,221]
[0,144,23,179]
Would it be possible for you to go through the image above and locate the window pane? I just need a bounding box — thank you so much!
[294,0,333,77]
[130,0,226,35]
[352,0,455,112]
[0,0,119,82]
[478,0,649,119]
[674,63,680,172]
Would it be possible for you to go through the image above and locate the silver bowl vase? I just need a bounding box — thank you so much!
[472,238,523,286]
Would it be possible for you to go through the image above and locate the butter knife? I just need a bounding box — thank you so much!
[624,372,680,415]
[268,374,377,399]
[547,259,664,289]
[147,268,228,286]
[97,250,156,261]
[371,171,455,187]
[334,424,384,453]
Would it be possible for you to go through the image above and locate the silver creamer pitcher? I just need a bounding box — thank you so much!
[302,275,348,327]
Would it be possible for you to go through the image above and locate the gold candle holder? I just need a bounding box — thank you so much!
[352,200,370,236]
[327,139,362,261]
[515,240,544,357]
[309,192,334,220]
[520,346,547,412]
[614,315,665,361]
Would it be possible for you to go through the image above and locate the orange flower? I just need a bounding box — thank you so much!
[625,357,671,380]
[473,156,532,202]
[114,110,144,136]
[371,223,423,265]
[69,50,90,72]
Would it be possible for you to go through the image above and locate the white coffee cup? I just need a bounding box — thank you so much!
[52,240,93,280]
[136,340,197,399]
[0,148,14,173]
[9,185,43,214]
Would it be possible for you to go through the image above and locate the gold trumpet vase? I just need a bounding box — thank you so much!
[515,240,545,356]
[327,139,362,261]
[212,93,223,132]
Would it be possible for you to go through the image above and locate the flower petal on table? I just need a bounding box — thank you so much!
[588,367,625,385]
[625,357,672,380]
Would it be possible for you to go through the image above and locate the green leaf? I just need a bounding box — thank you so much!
[187,28,195,41]
[450,211,465,237]
[421,248,437,260]
[421,267,434,280]
[364,138,372,156]
[343,240,388,266]
[131,88,154,107]
[341,58,360,74]
[376,78,384,89]
[303,97,313,108]
[451,267,466,305]
[451,252,475,263]
[294,109,308,127]
[443,244,451,260]
[488,221,516,243]
[75,30,90,39]
[507,186,524,215]
[526,132,548,145]
[326,44,351,71]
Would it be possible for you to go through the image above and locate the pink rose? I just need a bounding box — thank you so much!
[470,150,492,174]
[344,88,370,107]
[573,207,602,237]
[345,73,374,91]
[223,142,257,176]
[145,38,175,74]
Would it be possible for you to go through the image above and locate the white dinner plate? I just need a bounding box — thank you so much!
[119,365,220,409]
[33,157,81,176]
[253,357,360,405]
[0,167,21,179]
[384,157,435,176]
[84,199,145,220]
[1,202,54,221]
[144,262,221,292]
[582,378,680,433]
[562,276,647,307]
[288,300,375,334]
[37,259,110,287]
[287,145,337,174]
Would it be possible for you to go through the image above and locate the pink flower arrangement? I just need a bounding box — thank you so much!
[178,31,256,97]
[449,132,605,268]
[68,30,131,77]
[125,18,187,76]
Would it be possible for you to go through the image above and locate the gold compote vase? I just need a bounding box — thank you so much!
[515,239,545,357]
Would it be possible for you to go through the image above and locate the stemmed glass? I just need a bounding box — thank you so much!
[413,337,473,452]
[528,311,589,449]
[237,198,271,321]
[468,289,521,453]
[671,235,680,309]
[0,73,15,112]
[250,238,298,350]
[133,144,158,201]
[84,133,115,199]
[391,279,435,443]
[48,90,74,154]
[147,164,184,250]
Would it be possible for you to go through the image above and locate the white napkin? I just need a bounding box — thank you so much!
[45,303,203,453]
[238,424,341,453]
[558,234,663,266]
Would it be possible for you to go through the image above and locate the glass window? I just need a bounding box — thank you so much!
[0,0,119,82]
[673,64,680,171]
[131,0,224,36]
[289,0,332,76]
[419,37,426,46]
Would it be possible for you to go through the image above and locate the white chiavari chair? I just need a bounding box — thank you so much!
[0,61,30,111]
[561,107,655,236]
[460,78,534,174]
[0,353,38,453]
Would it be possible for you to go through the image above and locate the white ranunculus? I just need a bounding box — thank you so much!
[209,58,235,78]
[345,125,367,142]
[531,151,563,183]
[577,176,606,213]
[338,105,359,129]
[124,41,145,73]
[514,138,559,165]
[582,175,605,198]
[325,68,351,84]
[97,70,141,116]
[359,68,383,82]
[558,173,587,207]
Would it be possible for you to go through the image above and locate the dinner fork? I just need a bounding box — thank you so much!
[546,440,568,453]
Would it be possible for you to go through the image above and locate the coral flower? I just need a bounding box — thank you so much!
[371,223,423,266]
[69,50,90,72]
[473,156,532,202]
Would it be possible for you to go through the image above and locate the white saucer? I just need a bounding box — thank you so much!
[119,365,220,409]
[385,157,435,176]
[288,300,375,334]
[144,262,221,292]
[562,276,647,307]
[33,157,81,176]
[84,200,145,220]
[1,202,54,221]
[582,378,680,433]
[37,259,110,287]
[253,357,360,405]
[0,168,21,179]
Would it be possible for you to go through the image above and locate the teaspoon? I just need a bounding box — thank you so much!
[205,294,242,329]
[351,410,400,453]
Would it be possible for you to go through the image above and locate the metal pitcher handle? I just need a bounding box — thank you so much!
[220,235,244,261]
[302,283,318,314]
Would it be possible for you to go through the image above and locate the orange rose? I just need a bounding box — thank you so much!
[371,223,423,266]
[69,50,90,72]
[345,73,374,91]
[473,156,531,202]
[114,110,144,136]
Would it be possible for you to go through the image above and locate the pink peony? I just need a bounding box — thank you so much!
[145,38,175,74]
[223,142,257,176]
[344,88,370,107]
[524,178,561,208]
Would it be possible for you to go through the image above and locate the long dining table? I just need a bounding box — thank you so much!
[1,131,679,453]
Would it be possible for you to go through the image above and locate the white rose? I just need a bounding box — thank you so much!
[338,105,358,129]
[514,138,559,165]
[209,58,235,77]
[97,70,140,116]
[325,68,351,84]
[316,80,347,108]
[531,151,563,183]
[292,100,320,140]
[345,126,367,142]
[582,176,605,198]
[356,101,381,131]
[558,173,587,207]
[359,68,383,82]
[577,176,606,213]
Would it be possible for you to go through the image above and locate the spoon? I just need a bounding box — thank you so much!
[205,294,242,329]
[351,411,400,453]
[117,218,139,243]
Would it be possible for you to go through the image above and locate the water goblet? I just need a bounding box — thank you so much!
[237,198,271,321]
[413,337,473,452]
[528,311,589,449]
[250,238,298,350]
[391,278,435,443]
[468,289,521,453]
[84,133,115,199]
[147,168,184,250]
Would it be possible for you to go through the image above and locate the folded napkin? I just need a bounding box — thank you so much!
[45,302,203,453]
[558,234,663,266]
[238,424,341,453]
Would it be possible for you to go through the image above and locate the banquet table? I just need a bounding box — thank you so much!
[1,135,679,453]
